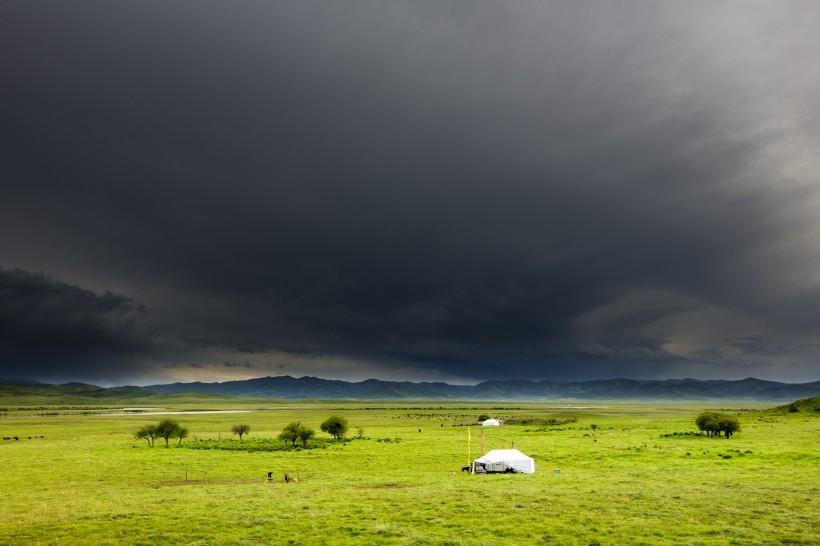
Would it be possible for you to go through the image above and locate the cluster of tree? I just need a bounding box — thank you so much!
[136,416,353,449]
[695,412,741,438]
[276,415,350,448]
[153,416,350,450]
[135,419,189,447]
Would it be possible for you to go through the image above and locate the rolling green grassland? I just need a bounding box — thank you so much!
[0,398,817,545]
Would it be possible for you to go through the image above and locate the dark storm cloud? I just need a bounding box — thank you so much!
[1,1,819,382]
[0,268,153,381]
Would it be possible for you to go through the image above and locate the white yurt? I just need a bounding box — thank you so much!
[482,418,501,426]
[472,449,535,474]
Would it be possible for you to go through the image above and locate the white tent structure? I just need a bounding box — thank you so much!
[472,449,535,474]
[482,418,501,426]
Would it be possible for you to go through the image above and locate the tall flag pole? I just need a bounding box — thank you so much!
[467,427,471,467]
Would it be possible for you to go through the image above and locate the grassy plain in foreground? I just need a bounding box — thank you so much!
[0,396,818,545]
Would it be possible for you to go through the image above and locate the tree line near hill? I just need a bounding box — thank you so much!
[135,415,350,448]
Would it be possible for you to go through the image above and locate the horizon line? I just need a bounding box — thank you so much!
[4,374,819,389]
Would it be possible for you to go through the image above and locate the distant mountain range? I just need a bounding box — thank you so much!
[1,375,818,401]
[142,375,820,400]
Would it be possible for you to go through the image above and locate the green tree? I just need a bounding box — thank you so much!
[232,424,250,441]
[320,415,349,440]
[156,419,181,448]
[717,414,741,438]
[696,412,720,437]
[135,424,157,447]
[174,426,189,446]
[477,414,490,422]
[279,421,304,448]
[298,426,315,447]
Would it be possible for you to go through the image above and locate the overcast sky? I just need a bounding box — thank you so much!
[2,1,820,385]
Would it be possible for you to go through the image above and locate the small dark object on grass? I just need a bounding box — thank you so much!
[267,472,273,481]
[461,466,471,472]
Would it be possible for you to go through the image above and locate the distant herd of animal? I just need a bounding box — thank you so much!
[2,435,44,441]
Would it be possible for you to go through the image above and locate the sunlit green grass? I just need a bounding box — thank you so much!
[0,398,817,545]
